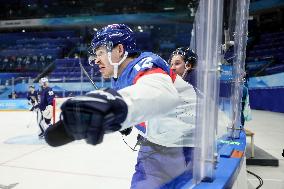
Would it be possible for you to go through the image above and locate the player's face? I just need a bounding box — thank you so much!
[94,46,120,78]
[29,87,35,92]
[170,55,186,76]
[39,81,48,89]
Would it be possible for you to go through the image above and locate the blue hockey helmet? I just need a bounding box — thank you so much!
[89,24,137,78]
[169,47,197,68]
[89,24,137,55]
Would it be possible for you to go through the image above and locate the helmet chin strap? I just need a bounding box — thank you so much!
[107,51,128,78]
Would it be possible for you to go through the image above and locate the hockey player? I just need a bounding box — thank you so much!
[169,47,198,89]
[27,85,42,132]
[38,77,55,138]
[44,24,196,189]
[27,85,39,111]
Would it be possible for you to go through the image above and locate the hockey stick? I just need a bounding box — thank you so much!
[26,111,35,128]
[33,62,56,83]
[78,58,99,90]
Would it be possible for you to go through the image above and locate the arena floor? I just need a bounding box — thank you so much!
[246,110,284,189]
[0,110,283,189]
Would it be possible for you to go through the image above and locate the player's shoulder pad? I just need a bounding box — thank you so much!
[134,52,170,73]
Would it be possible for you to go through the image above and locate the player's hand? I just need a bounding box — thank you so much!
[44,88,128,146]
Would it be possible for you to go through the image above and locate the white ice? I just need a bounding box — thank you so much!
[1,110,284,189]
[0,111,138,189]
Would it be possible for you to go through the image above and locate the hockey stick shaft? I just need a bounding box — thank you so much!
[78,59,99,90]
[33,62,55,83]
[26,111,35,128]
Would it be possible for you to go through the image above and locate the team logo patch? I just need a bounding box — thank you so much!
[135,122,146,133]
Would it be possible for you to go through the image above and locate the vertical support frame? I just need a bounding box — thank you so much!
[229,0,250,138]
[192,0,224,184]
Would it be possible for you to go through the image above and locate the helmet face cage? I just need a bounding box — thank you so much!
[40,77,48,83]
[169,47,197,68]
[88,41,114,66]
[88,55,96,67]
[39,77,48,87]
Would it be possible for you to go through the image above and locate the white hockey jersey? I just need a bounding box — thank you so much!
[119,73,197,147]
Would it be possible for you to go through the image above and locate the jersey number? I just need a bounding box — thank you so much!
[141,57,153,69]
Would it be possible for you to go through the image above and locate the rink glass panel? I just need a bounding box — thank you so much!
[191,0,250,186]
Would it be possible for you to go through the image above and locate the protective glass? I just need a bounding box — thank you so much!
[191,0,250,187]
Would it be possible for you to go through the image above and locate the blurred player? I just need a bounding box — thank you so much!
[26,84,41,129]
[27,85,38,111]
[38,77,55,138]
[44,24,197,188]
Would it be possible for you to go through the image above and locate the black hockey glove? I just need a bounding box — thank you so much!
[45,88,128,147]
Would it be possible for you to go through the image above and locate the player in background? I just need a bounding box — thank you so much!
[44,24,197,189]
[27,85,39,111]
[27,85,42,133]
[38,77,55,138]
[169,47,198,89]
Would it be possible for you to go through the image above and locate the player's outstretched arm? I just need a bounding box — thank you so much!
[44,88,128,147]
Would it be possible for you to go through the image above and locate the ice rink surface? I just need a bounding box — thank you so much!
[0,111,138,189]
[0,110,283,189]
